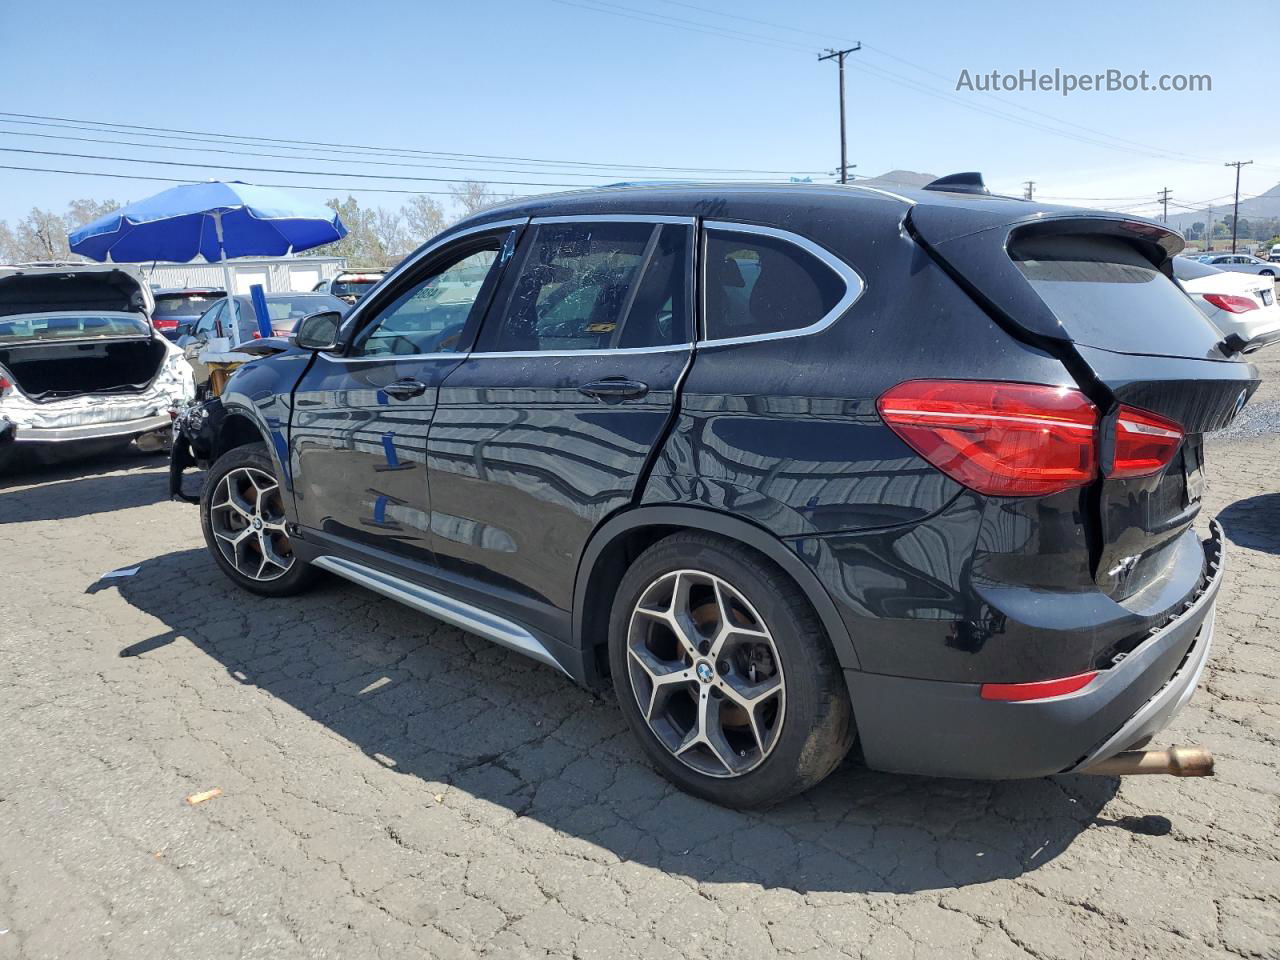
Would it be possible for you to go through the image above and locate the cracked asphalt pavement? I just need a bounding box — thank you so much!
[2,360,1279,959]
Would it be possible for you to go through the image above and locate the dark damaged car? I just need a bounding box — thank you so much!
[173,178,1254,807]
[0,263,194,466]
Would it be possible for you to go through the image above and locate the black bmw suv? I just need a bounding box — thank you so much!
[184,178,1255,808]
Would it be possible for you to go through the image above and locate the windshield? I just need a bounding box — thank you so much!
[153,293,220,317]
[0,314,151,343]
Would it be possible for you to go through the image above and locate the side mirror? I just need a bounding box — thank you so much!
[290,310,344,352]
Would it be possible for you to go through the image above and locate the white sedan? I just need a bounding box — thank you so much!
[1173,256,1280,353]
[1195,253,1279,278]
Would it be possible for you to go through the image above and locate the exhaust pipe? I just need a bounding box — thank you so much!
[1079,745,1214,777]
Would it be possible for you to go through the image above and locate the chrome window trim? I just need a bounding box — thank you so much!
[530,214,697,226]
[467,343,691,360]
[696,220,866,349]
[324,216,529,363]
[469,214,697,357]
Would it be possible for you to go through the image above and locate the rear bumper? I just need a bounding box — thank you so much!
[846,522,1224,780]
[11,413,172,443]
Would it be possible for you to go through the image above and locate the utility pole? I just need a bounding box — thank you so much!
[1023,181,1035,201]
[1157,187,1171,223]
[1224,160,1253,253]
[1204,205,1214,252]
[819,44,861,184]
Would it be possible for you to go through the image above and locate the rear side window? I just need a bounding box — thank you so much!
[1012,235,1225,357]
[703,228,846,342]
[476,221,691,352]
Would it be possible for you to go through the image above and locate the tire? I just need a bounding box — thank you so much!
[1261,269,1275,277]
[200,443,318,597]
[608,531,854,808]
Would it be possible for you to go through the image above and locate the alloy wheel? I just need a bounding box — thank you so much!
[626,569,786,777]
[209,466,294,582]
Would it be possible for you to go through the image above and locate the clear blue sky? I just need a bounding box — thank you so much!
[0,0,1275,225]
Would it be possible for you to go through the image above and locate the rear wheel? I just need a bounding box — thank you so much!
[608,532,854,808]
[200,443,318,597]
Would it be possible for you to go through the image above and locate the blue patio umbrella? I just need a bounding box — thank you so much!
[68,181,347,342]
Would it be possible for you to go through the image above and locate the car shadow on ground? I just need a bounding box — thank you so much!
[106,548,1123,895]
[0,449,172,522]
[1218,493,1280,554]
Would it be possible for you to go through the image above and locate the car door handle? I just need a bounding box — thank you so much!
[578,378,649,403]
[382,378,427,400]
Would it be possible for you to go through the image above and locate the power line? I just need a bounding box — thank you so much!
[0,110,823,176]
[544,0,1230,167]
[0,162,469,196]
[549,0,810,53]
[0,127,799,183]
[1158,187,1171,222]
[0,144,689,189]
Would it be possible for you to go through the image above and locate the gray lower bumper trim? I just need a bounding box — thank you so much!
[1069,608,1217,770]
[13,414,172,443]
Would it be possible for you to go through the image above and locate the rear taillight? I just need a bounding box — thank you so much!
[879,381,1185,495]
[877,381,1098,496]
[1110,406,1184,479]
[1203,293,1258,314]
[0,375,11,397]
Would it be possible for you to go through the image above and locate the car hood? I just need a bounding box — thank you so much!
[0,265,153,319]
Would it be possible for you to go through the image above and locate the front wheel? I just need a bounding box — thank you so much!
[200,443,318,597]
[608,532,854,808]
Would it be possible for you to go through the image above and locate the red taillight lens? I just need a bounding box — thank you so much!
[980,671,1098,702]
[1202,293,1258,314]
[0,375,11,397]
[877,381,1098,496]
[1109,405,1183,479]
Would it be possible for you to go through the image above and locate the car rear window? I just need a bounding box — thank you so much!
[703,229,845,342]
[153,293,219,317]
[1011,235,1225,357]
[0,314,150,343]
[332,280,378,298]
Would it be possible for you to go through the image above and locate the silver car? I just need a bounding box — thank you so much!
[1197,253,1278,278]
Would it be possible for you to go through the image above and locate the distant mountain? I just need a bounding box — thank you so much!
[1163,180,1280,232]
[856,169,939,189]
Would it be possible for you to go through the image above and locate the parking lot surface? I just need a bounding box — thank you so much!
[2,359,1278,960]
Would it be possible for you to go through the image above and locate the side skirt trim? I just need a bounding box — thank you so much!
[312,555,570,676]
